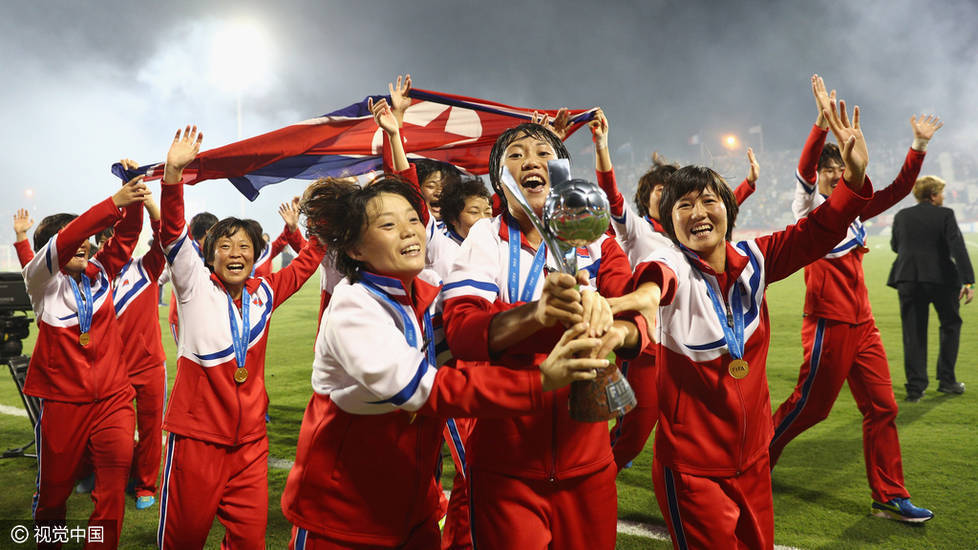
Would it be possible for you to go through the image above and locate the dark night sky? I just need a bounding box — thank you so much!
[1,0,975,249]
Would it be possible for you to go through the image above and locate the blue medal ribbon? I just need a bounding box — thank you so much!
[226,288,251,368]
[702,274,745,359]
[507,218,548,304]
[361,281,436,367]
[67,275,94,335]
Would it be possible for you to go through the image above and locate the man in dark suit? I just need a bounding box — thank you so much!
[889,175,974,401]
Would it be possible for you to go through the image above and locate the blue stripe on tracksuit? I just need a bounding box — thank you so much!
[445,418,467,477]
[32,400,44,519]
[157,433,176,549]
[664,466,689,550]
[294,527,308,549]
[771,318,827,446]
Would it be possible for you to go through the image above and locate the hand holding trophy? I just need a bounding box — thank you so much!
[501,159,637,422]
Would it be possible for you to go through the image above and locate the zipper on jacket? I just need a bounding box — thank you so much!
[734,377,747,471]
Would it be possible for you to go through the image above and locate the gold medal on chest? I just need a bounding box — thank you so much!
[728,358,749,379]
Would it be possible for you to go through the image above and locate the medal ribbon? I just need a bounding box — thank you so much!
[702,275,745,359]
[361,281,436,367]
[226,288,251,368]
[67,275,94,335]
[507,219,548,304]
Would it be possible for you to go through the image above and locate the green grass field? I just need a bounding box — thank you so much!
[1,237,977,549]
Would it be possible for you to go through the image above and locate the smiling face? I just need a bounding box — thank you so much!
[671,188,728,260]
[817,160,845,196]
[350,192,426,282]
[211,228,256,292]
[63,240,91,276]
[501,135,557,217]
[455,195,493,239]
[420,172,444,220]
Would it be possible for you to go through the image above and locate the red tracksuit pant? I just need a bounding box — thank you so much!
[610,357,658,471]
[129,362,166,498]
[467,462,617,550]
[157,434,268,550]
[770,317,909,503]
[653,455,773,550]
[33,387,135,550]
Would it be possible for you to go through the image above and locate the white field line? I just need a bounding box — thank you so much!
[0,404,802,549]
[0,404,28,418]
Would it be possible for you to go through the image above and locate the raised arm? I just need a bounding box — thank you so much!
[160,126,203,246]
[270,197,306,258]
[13,208,34,267]
[266,234,327,309]
[793,75,834,219]
[859,114,941,220]
[762,99,872,282]
[159,126,209,302]
[139,190,167,281]
[733,148,759,205]
[95,160,148,276]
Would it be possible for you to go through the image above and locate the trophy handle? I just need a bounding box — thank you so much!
[499,167,571,273]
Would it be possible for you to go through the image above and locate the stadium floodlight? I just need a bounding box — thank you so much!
[722,134,739,150]
[210,20,271,94]
[210,19,272,140]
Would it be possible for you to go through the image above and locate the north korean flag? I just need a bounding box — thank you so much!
[112,89,597,200]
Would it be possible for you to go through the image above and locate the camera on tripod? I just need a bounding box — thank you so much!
[0,271,39,458]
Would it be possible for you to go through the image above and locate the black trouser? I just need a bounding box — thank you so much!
[896,282,962,393]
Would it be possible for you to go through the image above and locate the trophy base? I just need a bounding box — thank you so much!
[569,365,637,422]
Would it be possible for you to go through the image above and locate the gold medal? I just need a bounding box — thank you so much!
[233,367,248,384]
[728,358,749,379]
[79,333,90,347]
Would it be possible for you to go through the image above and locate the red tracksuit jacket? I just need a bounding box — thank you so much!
[442,182,646,480]
[159,183,325,446]
[794,124,925,323]
[632,176,872,476]
[22,198,141,402]
[282,270,547,546]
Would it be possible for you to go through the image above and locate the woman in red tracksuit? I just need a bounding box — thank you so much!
[22,176,150,549]
[442,120,654,550]
[279,173,609,549]
[155,127,327,549]
[590,112,759,472]
[769,74,940,523]
[630,96,871,549]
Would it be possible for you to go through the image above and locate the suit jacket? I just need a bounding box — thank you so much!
[888,202,974,287]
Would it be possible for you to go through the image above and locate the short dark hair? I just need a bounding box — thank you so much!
[439,177,491,234]
[190,212,219,242]
[658,166,739,243]
[33,213,77,252]
[96,226,115,245]
[634,154,679,218]
[415,159,462,190]
[487,123,569,211]
[818,142,843,171]
[201,218,266,271]
[301,175,426,282]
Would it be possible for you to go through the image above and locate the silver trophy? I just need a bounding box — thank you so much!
[500,159,637,422]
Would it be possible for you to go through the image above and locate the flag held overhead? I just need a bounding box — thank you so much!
[112,89,597,200]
